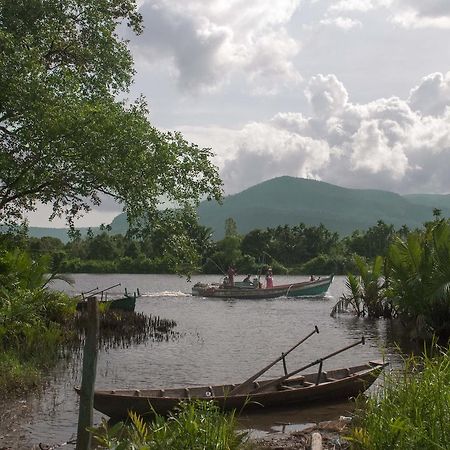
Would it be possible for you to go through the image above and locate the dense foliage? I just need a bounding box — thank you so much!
[349,348,450,449]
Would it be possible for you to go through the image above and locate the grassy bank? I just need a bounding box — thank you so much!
[348,348,450,449]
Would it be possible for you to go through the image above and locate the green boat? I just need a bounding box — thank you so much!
[192,275,334,299]
[76,287,139,312]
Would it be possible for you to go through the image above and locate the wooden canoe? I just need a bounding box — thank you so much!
[84,360,385,419]
[192,275,334,299]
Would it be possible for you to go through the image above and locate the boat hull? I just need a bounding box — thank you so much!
[88,361,385,419]
[76,294,136,312]
[192,275,334,299]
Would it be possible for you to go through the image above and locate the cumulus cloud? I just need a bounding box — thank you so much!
[131,0,302,93]
[305,74,349,117]
[217,71,450,194]
[408,72,450,116]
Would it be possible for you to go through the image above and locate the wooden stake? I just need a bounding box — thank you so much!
[76,296,99,450]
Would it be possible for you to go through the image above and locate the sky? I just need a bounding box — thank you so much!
[29,0,450,227]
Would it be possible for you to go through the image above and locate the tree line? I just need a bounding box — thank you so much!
[0,217,418,275]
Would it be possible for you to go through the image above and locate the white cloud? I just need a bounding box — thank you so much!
[392,1,450,28]
[408,72,450,116]
[329,0,391,13]
[216,71,450,194]
[131,0,302,93]
[320,16,362,29]
[305,74,349,117]
[220,123,330,192]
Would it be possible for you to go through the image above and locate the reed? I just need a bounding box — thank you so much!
[92,400,252,450]
[348,348,450,449]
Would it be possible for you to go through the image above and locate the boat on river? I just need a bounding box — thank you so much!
[192,275,334,299]
[76,286,139,312]
[84,360,385,419]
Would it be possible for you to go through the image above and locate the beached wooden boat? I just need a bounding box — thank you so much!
[86,360,385,419]
[192,275,334,299]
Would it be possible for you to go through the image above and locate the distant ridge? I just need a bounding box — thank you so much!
[25,226,94,243]
[23,177,450,240]
[197,176,449,238]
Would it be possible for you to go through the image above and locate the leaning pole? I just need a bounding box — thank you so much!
[76,296,99,450]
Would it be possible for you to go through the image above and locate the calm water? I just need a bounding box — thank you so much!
[3,274,411,449]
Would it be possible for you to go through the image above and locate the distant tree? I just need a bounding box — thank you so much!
[225,218,238,237]
[433,208,442,220]
[241,229,270,258]
[28,236,64,256]
[85,232,118,261]
[346,220,395,259]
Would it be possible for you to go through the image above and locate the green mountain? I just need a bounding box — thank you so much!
[403,193,450,211]
[197,177,449,238]
[23,177,450,240]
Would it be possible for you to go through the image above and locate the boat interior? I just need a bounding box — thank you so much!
[99,361,382,399]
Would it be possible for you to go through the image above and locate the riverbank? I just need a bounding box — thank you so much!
[254,418,351,449]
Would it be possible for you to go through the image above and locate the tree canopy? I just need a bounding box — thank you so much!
[0,0,222,230]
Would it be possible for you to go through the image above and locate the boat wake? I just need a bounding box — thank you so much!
[140,291,190,298]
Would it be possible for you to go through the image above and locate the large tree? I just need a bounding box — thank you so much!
[0,1,222,237]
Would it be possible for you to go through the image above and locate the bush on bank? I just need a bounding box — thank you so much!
[348,348,450,449]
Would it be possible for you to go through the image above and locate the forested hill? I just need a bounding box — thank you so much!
[28,176,450,241]
[195,176,449,238]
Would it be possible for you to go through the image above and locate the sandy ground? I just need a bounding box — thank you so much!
[253,418,351,450]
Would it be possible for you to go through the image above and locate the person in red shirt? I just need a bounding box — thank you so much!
[227,266,236,287]
[265,267,273,288]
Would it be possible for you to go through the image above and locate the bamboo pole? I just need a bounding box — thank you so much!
[76,296,99,450]
[230,326,319,395]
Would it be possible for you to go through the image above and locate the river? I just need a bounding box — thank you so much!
[1,274,412,449]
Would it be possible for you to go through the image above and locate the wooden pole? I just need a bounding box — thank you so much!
[252,337,365,393]
[230,326,319,395]
[76,296,99,450]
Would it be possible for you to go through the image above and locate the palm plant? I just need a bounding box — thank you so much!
[387,221,450,338]
[331,255,389,318]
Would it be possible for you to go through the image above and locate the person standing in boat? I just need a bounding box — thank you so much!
[265,267,273,288]
[227,266,236,287]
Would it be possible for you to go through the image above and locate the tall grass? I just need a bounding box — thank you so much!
[348,348,450,449]
[93,400,251,450]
